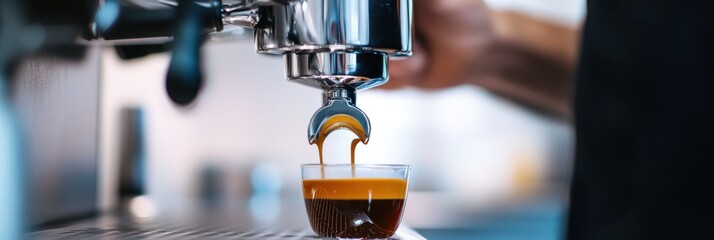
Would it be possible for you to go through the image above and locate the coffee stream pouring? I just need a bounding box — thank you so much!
[94,0,413,143]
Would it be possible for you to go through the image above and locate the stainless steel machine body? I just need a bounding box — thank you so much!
[94,0,412,142]
[223,0,412,142]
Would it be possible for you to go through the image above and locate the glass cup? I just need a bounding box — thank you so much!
[301,164,410,239]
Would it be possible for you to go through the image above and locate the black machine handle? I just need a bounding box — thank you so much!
[166,0,208,105]
[96,0,223,105]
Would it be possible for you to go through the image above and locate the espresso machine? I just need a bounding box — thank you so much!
[227,0,411,143]
[96,0,412,143]
[1,0,415,238]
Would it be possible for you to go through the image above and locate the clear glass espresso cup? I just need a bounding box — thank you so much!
[301,164,411,239]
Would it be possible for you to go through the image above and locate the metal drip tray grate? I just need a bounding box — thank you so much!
[30,217,314,239]
[28,214,424,239]
[44,227,314,239]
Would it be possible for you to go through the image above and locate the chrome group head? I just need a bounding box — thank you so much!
[223,0,412,142]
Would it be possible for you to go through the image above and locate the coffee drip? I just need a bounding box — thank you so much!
[312,114,367,166]
[307,86,372,176]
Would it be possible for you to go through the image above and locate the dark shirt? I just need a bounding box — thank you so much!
[568,0,714,239]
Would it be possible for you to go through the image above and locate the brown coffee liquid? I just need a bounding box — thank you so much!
[349,138,361,177]
[313,114,367,177]
[303,178,407,238]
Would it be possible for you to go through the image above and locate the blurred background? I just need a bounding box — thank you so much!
[1,0,585,239]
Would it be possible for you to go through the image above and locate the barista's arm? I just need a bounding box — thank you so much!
[386,0,580,118]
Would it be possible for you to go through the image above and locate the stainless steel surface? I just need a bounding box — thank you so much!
[222,8,259,28]
[12,46,101,226]
[308,88,370,144]
[286,52,387,90]
[222,0,412,142]
[251,0,412,56]
[222,0,412,90]
[250,0,410,90]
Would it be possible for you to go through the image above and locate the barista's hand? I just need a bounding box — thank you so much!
[387,0,493,89]
[386,0,579,118]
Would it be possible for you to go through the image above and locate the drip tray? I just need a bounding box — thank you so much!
[28,213,425,240]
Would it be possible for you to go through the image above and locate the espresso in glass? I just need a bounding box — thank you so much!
[301,165,410,239]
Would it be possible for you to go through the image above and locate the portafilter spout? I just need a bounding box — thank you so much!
[308,87,370,145]
[290,51,386,144]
